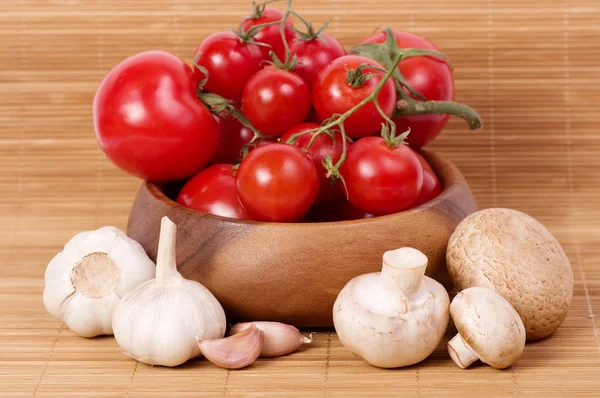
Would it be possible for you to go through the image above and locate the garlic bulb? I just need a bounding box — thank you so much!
[43,226,155,337]
[333,247,450,368]
[112,216,226,367]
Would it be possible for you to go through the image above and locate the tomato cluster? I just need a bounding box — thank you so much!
[93,2,472,223]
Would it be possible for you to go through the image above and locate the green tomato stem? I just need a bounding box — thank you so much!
[353,28,482,130]
[280,0,293,66]
[394,90,483,130]
[196,91,264,139]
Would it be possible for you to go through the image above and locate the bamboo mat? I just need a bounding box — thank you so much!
[1,0,599,396]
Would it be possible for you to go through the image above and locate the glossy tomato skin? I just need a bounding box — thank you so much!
[340,137,423,215]
[282,123,345,203]
[290,33,346,87]
[242,68,311,136]
[177,164,252,220]
[93,51,220,181]
[312,55,397,137]
[193,31,266,102]
[236,144,319,222]
[412,151,442,207]
[360,30,454,149]
[241,8,295,61]
[211,115,254,164]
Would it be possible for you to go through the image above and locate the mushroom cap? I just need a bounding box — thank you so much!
[451,287,525,369]
[447,208,573,341]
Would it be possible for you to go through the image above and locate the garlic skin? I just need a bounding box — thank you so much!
[43,226,155,337]
[333,247,450,368]
[112,217,226,367]
[230,322,312,357]
[199,323,264,369]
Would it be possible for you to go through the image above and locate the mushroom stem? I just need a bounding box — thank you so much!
[447,334,479,369]
[380,248,428,297]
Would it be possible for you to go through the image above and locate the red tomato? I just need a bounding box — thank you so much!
[236,144,319,222]
[242,68,311,136]
[290,33,346,87]
[312,55,397,137]
[340,136,423,215]
[360,30,454,149]
[211,115,254,164]
[193,31,266,102]
[412,151,442,207]
[306,198,374,222]
[177,164,252,220]
[282,123,345,203]
[93,51,220,181]
[241,8,295,61]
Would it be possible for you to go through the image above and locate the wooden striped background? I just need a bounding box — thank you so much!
[1,0,599,396]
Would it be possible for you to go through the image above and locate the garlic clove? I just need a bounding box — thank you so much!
[58,291,120,337]
[43,251,77,317]
[230,321,312,357]
[198,323,264,369]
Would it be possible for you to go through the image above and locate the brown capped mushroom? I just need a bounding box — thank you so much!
[446,208,573,341]
[448,287,525,369]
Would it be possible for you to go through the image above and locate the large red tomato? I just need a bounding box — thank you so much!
[412,151,442,207]
[193,31,266,102]
[177,164,252,220]
[236,144,319,222]
[93,51,220,181]
[242,68,311,136]
[282,123,345,203]
[360,30,454,149]
[312,55,397,137]
[241,8,295,61]
[340,136,423,215]
[290,33,346,87]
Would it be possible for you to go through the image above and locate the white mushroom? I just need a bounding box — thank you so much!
[446,208,573,341]
[333,247,450,368]
[448,287,525,369]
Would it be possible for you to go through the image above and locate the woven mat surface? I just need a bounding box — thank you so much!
[1,0,599,396]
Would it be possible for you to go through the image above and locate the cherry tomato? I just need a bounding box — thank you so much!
[307,198,374,222]
[242,68,311,136]
[177,164,252,220]
[340,136,423,215]
[290,33,346,87]
[412,151,442,207]
[282,123,345,203]
[312,55,397,137]
[236,143,319,222]
[211,115,254,164]
[193,31,266,102]
[93,51,220,181]
[360,30,454,149]
[241,8,295,61]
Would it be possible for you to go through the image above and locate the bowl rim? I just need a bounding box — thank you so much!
[140,149,464,227]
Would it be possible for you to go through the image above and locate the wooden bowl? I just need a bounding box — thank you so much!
[127,150,477,327]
